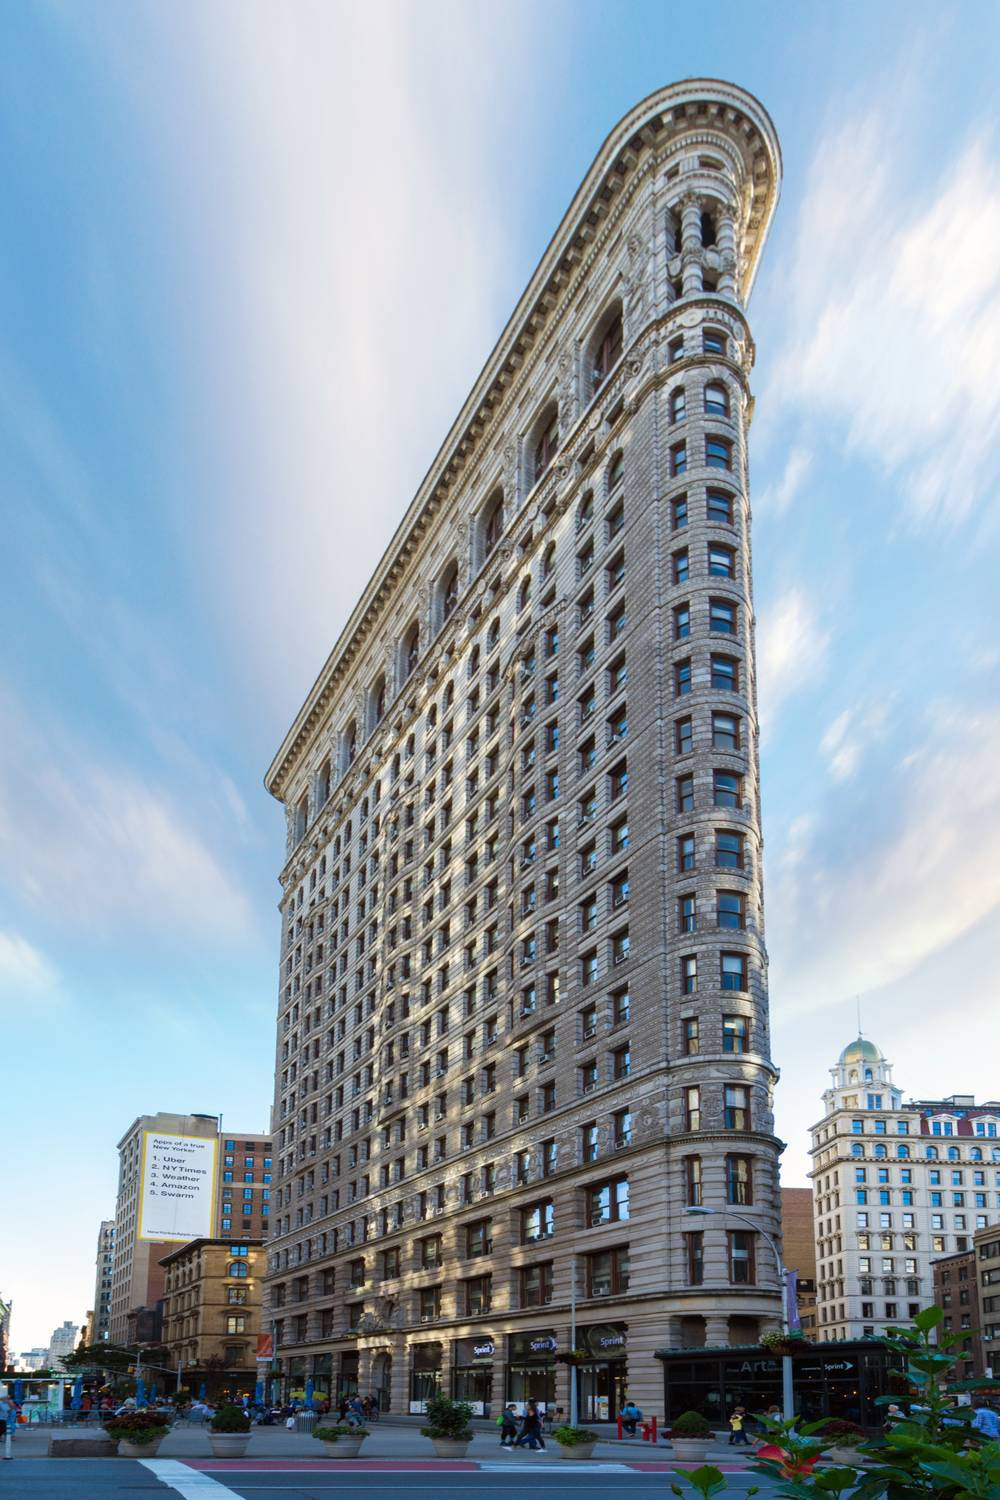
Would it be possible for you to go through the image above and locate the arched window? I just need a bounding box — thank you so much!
[591,303,623,393]
[971,1147,983,1162]
[229,1262,248,1279]
[541,543,556,580]
[401,622,420,684]
[532,403,559,486]
[440,561,459,624]
[897,1144,910,1159]
[851,1143,863,1158]
[700,210,717,248]
[874,1144,886,1159]
[704,382,729,417]
[607,451,625,492]
[518,574,532,613]
[577,491,594,531]
[344,720,357,768]
[487,617,500,651]
[947,1146,959,1161]
[316,759,331,806]
[926,1146,938,1161]
[482,490,504,562]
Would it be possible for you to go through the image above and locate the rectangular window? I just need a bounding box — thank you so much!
[520,1261,553,1308]
[729,1229,755,1283]
[724,1084,749,1130]
[687,1231,704,1285]
[586,1245,630,1297]
[707,490,734,525]
[726,1154,753,1205]
[723,1014,748,1052]
[721,952,748,992]
[587,1176,630,1225]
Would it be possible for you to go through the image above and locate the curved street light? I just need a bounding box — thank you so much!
[684,1205,794,1421]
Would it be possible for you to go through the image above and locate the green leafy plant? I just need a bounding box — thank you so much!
[671,1467,760,1500]
[104,1409,171,1445]
[817,1419,865,1447]
[313,1423,369,1441]
[209,1404,251,1433]
[420,1392,473,1441]
[552,1424,598,1445]
[671,1410,713,1439]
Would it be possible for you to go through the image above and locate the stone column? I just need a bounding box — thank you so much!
[705,1314,730,1347]
[716,210,739,299]
[680,196,703,297]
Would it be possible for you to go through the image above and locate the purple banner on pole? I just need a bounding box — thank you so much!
[785,1269,801,1331]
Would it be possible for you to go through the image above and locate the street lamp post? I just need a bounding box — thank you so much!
[684,1206,794,1422]
[569,1252,578,1429]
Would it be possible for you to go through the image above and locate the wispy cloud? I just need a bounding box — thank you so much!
[756,587,831,721]
[765,115,1000,528]
[819,697,892,782]
[0,931,58,998]
[0,690,252,941]
[756,446,812,516]
[769,702,1000,1013]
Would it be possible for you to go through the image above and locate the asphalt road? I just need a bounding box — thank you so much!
[0,1461,785,1499]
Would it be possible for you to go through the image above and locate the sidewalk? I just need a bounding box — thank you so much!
[9,1418,754,1467]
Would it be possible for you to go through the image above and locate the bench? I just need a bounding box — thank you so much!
[48,1437,119,1457]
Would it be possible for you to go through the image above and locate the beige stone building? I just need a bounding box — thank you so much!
[109,1113,272,1344]
[809,1037,1000,1341]
[161,1237,265,1397]
[263,79,784,1421]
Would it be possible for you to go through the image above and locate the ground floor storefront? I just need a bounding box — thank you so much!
[656,1342,904,1429]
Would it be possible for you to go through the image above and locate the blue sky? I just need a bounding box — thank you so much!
[3,1,999,1352]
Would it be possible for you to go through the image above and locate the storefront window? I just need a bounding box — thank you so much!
[453,1336,495,1415]
[410,1342,442,1410]
[507,1330,557,1408]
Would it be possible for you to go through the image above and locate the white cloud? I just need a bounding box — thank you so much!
[0,691,252,940]
[768,703,1000,1015]
[103,2,560,715]
[756,446,812,516]
[819,698,891,782]
[756,588,831,721]
[0,931,58,998]
[766,118,1000,528]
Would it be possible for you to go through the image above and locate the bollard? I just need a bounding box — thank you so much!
[616,1415,623,1440]
[3,1425,11,1460]
[651,1416,658,1444]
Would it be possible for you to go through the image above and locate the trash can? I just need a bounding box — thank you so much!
[295,1411,317,1433]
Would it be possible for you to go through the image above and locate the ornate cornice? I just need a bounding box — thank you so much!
[266,80,781,801]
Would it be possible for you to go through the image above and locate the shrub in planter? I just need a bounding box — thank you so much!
[104,1408,171,1455]
[671,1411,712,1439]
[208,1405,252,1457]
[420,1393,474,1455]
[670,1410,714,1460]
[209,1405,252,1433]
[552,1424,599,1460]
[313,1423,369,1456]
[817,1420,863,1446]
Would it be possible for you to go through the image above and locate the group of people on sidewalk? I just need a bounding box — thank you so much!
[497,1400,561,1449]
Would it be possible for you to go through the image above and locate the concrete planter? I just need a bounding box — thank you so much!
[320,1436,366,1458]
[671,1439,714,1461]
[118,1437,165,1458]
[209,1432,251,1457]
[556,1441,596,1460]
[430,1438,471,1458]
[826,1445,865,1466]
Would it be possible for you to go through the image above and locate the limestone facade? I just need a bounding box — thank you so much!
[809,1037,1000,1340]
[264,79,784,1420]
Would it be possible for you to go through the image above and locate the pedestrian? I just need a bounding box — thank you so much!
[514,1399,545,1450]
[498,1403,519,1447]
[621,1398,642,1436]
[972,1405,1000,1440]
[729,1406,750,1446]
[346,1394,366,1427]
[0,1392,18,1439]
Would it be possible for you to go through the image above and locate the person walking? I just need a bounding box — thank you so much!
[729,1407,751,1446]
[514,1399,545,1450]
[498,1403,519,1447]
[972,1405,1000,1440]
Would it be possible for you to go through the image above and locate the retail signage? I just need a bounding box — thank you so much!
[137,1131,217,1242]
[473,1340,495,1359]
[530,1336,557,1353]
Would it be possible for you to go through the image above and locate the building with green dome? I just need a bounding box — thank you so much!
[809,1037,1000,1341]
